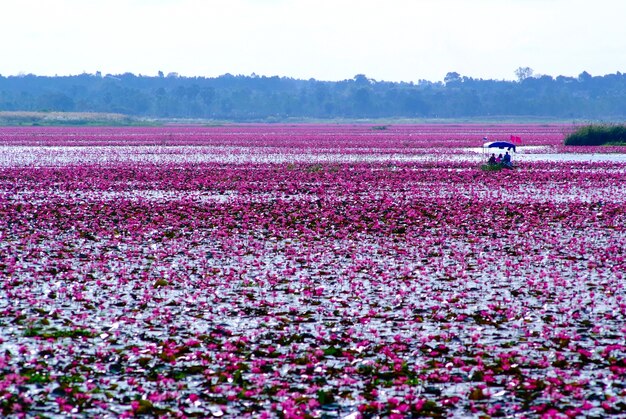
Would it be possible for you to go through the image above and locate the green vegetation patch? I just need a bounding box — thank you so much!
[0,111,150,126]
[564,124,626,146]
[480,164,503,171]
[24,327,95,339]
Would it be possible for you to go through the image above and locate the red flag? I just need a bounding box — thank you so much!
[510,135,522,144]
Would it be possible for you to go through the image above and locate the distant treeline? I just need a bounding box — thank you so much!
[0,71,625,121]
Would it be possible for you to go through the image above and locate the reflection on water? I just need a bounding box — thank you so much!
[469,146,626,162]
[0,144,625,166]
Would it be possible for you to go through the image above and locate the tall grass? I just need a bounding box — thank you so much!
[564,124,626,146]
[0,111,142,126]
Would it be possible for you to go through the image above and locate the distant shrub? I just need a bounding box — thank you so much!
[564,124,626,146]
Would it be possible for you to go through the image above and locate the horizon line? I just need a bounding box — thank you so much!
[1,69,623,84]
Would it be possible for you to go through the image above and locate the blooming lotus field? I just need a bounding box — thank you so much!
[1,124,625,418]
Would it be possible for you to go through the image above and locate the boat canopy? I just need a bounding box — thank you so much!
[484,141,516,152]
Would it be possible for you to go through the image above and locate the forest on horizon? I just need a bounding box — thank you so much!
[0,70,625,122]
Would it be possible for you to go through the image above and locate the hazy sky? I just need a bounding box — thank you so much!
[2,0,625,82]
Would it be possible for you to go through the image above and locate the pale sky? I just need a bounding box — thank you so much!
[2,0,625,82]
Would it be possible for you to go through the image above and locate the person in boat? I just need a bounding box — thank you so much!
[502,151,513,168]
[488,153,497,165]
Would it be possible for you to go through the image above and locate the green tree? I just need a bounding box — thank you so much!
[514,67,534,82]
